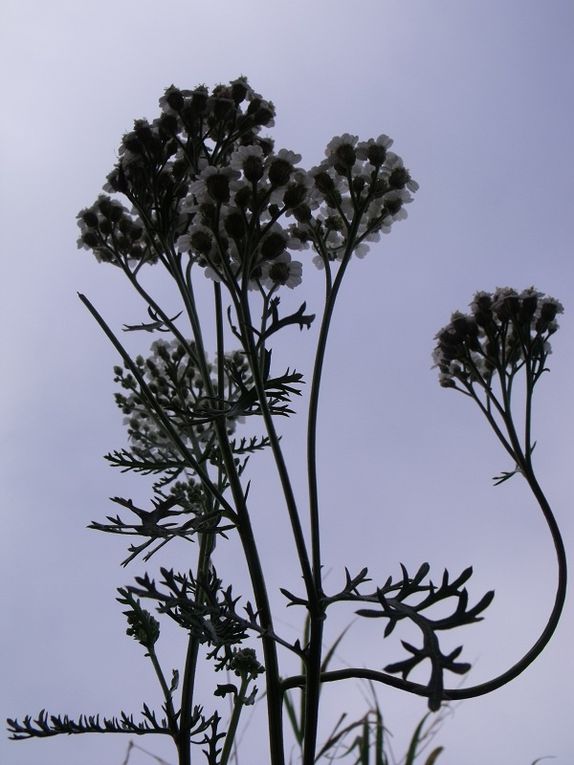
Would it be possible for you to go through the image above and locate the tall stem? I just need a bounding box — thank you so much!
[239,291,315,595]
[177,532,215,765]
[302,225,358,765]
[173,265,286,765]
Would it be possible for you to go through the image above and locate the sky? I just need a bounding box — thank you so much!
[1,1,573,763]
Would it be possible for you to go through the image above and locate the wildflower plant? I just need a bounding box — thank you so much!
[8,78,567,765]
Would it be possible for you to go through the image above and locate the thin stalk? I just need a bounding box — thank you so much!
[302,219,359,765]
[217,283,287,765]
[213,277,288,764]
[282,464,567,706]
[174,266,285,765]
[219,679,250,765]
[177,531,215,764]
[229,480,286,765]
[234,288,315,763]
[147,645,179,737]
[236,285,315,596]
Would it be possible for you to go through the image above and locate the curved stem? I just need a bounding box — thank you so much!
[282,469,567,707]
[302,222,359,765]
[307,243,355,587]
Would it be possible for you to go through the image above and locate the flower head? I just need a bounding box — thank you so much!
[433,287,563,390]
[262,252,303,290]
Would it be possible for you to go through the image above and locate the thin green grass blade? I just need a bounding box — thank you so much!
[284,691,303,746]
[360,717,370,765]
[424,746,444,765]
[374,706,386,765]
[315,715,365,761]
[321,624,352,673]
[404,713,431,765]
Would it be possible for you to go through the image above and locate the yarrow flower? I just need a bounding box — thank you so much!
[324,134,359,174]
[113,340,251,451]
[187,166,241,206]
[76,196,156,265]
[382,153,419,193]
[433,287,563,389]
[262,252,303,290]
[356,134,394,166]
[76,78,418,290]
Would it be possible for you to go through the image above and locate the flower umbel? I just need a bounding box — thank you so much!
[433,287,563,391]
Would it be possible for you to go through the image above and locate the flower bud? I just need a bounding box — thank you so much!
[206,174,230,203]
[313,171,335,194]
[334,143,356,170]
[158,113,179,136]
[81,210,99,228]
[231,79,249,104]
[540,301,560,322]
[82,231,99,247]
[234,186,251,208]
[166,88,184,112]
[367,144,387,166]
[212,96,234,121]
[293,204,312,223]
[108,204,123,223]
[191,87,208,114]
[384,196,403,217]
[269,158,292,187]
[224,211,246,239]
[190,229,213,255]
[268,260,290,284]
[388,166,411,190]
[243,155,264,183]
[283,183,307,209]
[261,231,287,260]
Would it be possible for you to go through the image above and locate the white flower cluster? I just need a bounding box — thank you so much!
[175,143,309,290]
[77,79,418,290]
[433,287,564,389]
[114,340,248,456]
[76,195,155,266]
[292,133,418,267]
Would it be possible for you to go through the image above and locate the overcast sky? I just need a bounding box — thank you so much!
[1,1,573,764]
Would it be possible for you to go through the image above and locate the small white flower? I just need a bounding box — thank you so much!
[158,85,188,114]
[520,286,543,301]
[204,265,224,283]
[384,153,419,192]
[325,134,359,156]
[356,134,394,161]
[229,144,265,172]
[262,252,303,290]
[353,242,370,259]
[188,165,240,204]
[276,148,302,165]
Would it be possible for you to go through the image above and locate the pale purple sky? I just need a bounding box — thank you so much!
[1,1,574,764]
